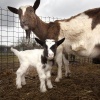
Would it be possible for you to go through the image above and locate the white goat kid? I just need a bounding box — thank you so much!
[11,38,65,92]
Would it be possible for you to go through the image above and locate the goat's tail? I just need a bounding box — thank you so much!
[11,47,19,57]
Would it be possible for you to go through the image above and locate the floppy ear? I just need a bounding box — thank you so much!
[33,0,40,12]
[56,38,65,47]
[35,38,44,46]
[8,6,18,14]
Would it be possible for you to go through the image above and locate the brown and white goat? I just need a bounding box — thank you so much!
[8,0,100,81]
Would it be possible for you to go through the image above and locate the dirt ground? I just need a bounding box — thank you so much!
[0,63,100,100]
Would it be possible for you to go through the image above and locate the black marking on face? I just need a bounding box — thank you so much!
[43,44,48,58]
[43,42,57,59]
[50,44,57,56]
[41,55,47,64]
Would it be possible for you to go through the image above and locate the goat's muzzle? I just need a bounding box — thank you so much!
[47,54,54,60]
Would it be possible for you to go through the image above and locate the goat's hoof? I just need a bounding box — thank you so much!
[17,85,22,89]
[55,78,60,82]
[22,82,26,85]
[48,85,53,89]
[40,88,47,93]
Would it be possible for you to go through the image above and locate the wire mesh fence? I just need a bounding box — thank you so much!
[0,7,93,72]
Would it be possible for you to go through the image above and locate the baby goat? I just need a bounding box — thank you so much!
[11,38,65,92]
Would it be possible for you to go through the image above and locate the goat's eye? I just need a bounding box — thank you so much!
[51,45,56,51]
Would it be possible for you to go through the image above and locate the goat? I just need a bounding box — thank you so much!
[8,0,100,82]
[8,0,70,82]
[11,38,65,92]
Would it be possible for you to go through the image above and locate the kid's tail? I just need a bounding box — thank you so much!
[11,47,19,56]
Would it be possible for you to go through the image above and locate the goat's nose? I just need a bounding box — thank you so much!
[48,54,54,58]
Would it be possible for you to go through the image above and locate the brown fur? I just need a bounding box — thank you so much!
[59,7,100,30]
[84,8,100,29]
[19,7,60,41]
[31,15,60,41]
[61,7,100,30]
[47,21,60,41]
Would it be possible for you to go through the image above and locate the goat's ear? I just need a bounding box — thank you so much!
[8,6,18,14]
[33,0,40,12]
[56,38,65,47]
[35,38,44,46]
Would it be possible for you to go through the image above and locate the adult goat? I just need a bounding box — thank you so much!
[8,0,100,82]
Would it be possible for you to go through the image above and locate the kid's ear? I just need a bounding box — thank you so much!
[8,6,18,14]
[57,38,65,47]
[35,38,44,46]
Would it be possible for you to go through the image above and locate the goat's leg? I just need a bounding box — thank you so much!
[16,71,22,89]
[37,67,47,92]
[21,74,26,85]
[55,52,63,82]
[45,70,53,89]
[62,54,71,78]
[16,65,28,89]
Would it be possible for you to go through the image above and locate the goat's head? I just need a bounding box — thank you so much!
[35,38,65,60]
[7,0,40,30]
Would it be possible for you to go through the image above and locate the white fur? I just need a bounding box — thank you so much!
[46,39,55,59]
[11,48,53,92]
[20,5,30,16]
[58,13,100,58]
[23,26,29,30]
[55,12,100,82]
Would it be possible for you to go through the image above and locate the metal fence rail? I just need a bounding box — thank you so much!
[0,7,92,72]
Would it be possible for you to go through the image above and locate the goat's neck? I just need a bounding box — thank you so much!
[32,15,49,40]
